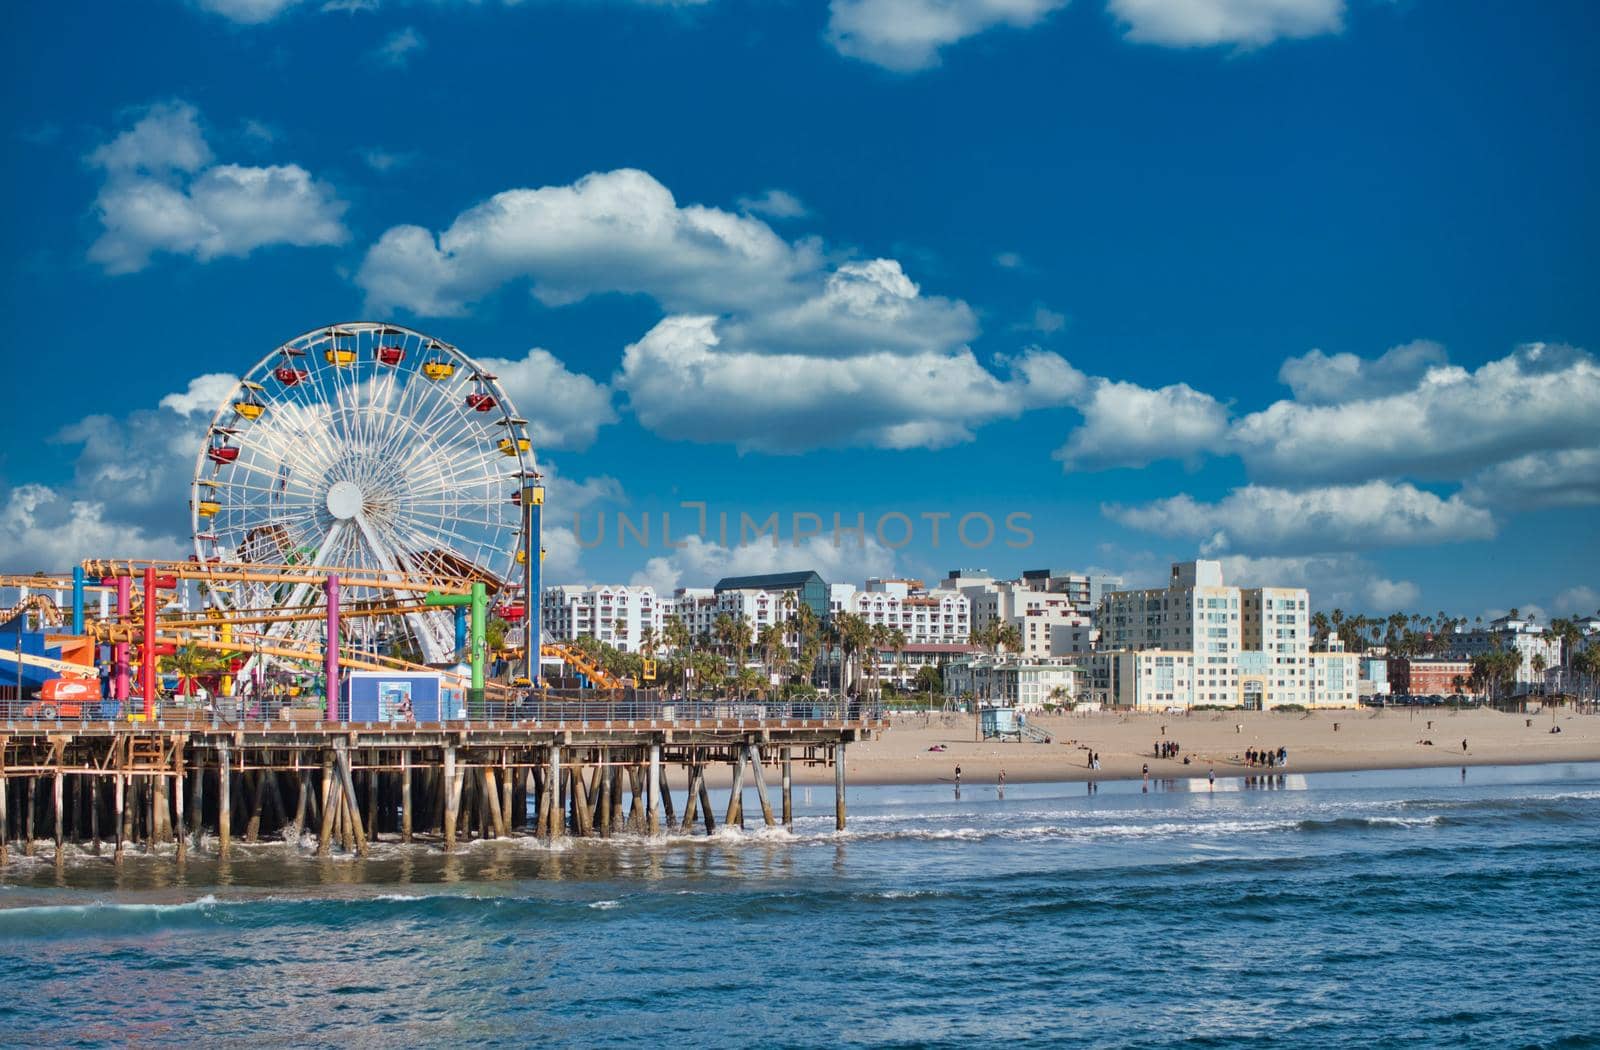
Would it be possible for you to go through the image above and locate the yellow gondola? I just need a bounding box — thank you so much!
[325,348,357,366]
[498,436,531,457]
[422,360,456,381]
[234,401,265,420]
[196,500,221,517]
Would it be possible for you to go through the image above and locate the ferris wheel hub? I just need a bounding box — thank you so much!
[325,480,364,521]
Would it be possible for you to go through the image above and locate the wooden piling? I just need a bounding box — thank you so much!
[834,741,847,832]
[747,744,776,828]
[696,766,715,835]
[647,743,662,836]
[725,750,745,828]
[114,773,127,863]
[190,751,204,852]
[54,770,65,854]
[174,745,187,863]
[317,751,338,856]
[546,744,563,840]
[781,747,793,829]
[400,749,413,843]
[334,742,369,857]
[218,744,232,855]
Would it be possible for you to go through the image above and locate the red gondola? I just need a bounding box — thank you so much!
[274,366,308,386]
[500,603,526,621]
[466,393,497,411]
[207,445,240,464]
[378,345,405,366]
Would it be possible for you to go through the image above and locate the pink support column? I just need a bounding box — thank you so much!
[325,574,340,723]
[113,576,131,709]
[142,567,157,721]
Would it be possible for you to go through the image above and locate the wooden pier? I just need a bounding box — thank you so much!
[0,714,879,862]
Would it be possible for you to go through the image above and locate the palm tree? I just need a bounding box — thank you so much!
[995,621,1021,656]
[757,622,784,686]
[889,627,908,695]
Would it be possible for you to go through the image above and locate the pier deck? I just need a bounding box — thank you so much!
[0,710,881,861]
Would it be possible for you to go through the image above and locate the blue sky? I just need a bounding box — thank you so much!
[1,0,1596,621]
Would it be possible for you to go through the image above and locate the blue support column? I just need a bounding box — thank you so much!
[454,605,467,660]
[71,566,85,635]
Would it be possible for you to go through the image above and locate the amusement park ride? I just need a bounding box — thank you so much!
[0,322,627,714]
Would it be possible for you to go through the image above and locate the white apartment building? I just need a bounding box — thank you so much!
[955,577,1095,658]
[541,584,660,652]
[944,656,1078,712]
[1020,569,1126,616]
[1310,638,1361,708]
[1445,615,1563,686]
[1088,560,1327,709]
[849,580,971,645]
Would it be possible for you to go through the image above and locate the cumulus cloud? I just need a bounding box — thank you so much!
[1460,447,1600,511]
[826,0,1067,71]
[1218,552,1420,612]
[1105,481,1496,555]
[476,348,617,451]
[0,485,177,573]
[1234,343,1600,483]
[615,316,1077,453]
[1053,378,1230,471]
[630,533,898,594]
[1109,0,1344,47]
[1277,339,1447,404]
[159,372,242,417]
[1015,304,1066,334]
[736,188,808,220]
[88,101,347,274]
[357,168,814,316]
[1553,586,1600,617]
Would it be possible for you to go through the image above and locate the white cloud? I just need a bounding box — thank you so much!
[615,317,1076,452]
[1106,480,1497,554]
[357,168,814,316]
[826,0,1067,71]
[1109,0,1344,47]
[1234,343,1600,483]
[1054,377,1229,470]
[994,251,1025,269]
[1218,553,1420,612]
[88,101,348,274]
[719,258,977,358]
[1277,339,1447,404]
[475,348,617,450]
[158,372,242,417]
[1553,586,1599,617]
[737,188,808,220]
[0,485,176,573]
[196,0,305,23]
[1460,447,1600,511]
[629,533,897,594]
[376,26,426,66]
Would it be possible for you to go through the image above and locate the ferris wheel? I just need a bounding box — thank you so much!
[190,322,535,666]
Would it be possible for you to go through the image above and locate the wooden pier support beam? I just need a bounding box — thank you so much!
[647,743,662,836]
[190,751,204,853]
[1,761,10,863]
[697,766,715,835]
[334,742,369,857]
[443,743,460,851]
[781,747,793,829]
[174,745,187,863]
[218,743,233,856]
[725,750,745,829]
[54,770,64,854]
[834,741,847,832]
[747,744,776,828]
[400,749,413,843]
[114,773,127,863]
[546,744,563,840]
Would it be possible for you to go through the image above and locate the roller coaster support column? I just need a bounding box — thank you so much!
[524,483,543,687]
[71,567,85,635]
[325,574,340,723]
[142,567,157,721]
[113,577,130,709]
[454,606,467,661]
[425,582,487,711]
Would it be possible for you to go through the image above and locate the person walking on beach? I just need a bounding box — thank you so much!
[954,765,962,785]
[1142,763,1149,780]
[1462,738,1468,753]
[1208,766,1215,787]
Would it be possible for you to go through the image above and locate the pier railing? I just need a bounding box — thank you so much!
[0,694,885,729]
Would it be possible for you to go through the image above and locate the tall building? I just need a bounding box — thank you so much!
[1444,614,1562,687]
[1087,560,1324,709]
[1020,569,1125,616]
[541,584,660,653]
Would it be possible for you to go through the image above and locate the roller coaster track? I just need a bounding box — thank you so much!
[0,593,65,628]
[540,642,626,690]
[81,558,479,596]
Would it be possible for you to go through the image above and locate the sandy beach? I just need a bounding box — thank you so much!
[781,706,1600,787]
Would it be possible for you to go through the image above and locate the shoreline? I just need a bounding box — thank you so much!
[771,707,1600,789]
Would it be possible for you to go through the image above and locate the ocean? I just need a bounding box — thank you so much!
[2,762,1597,1048]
